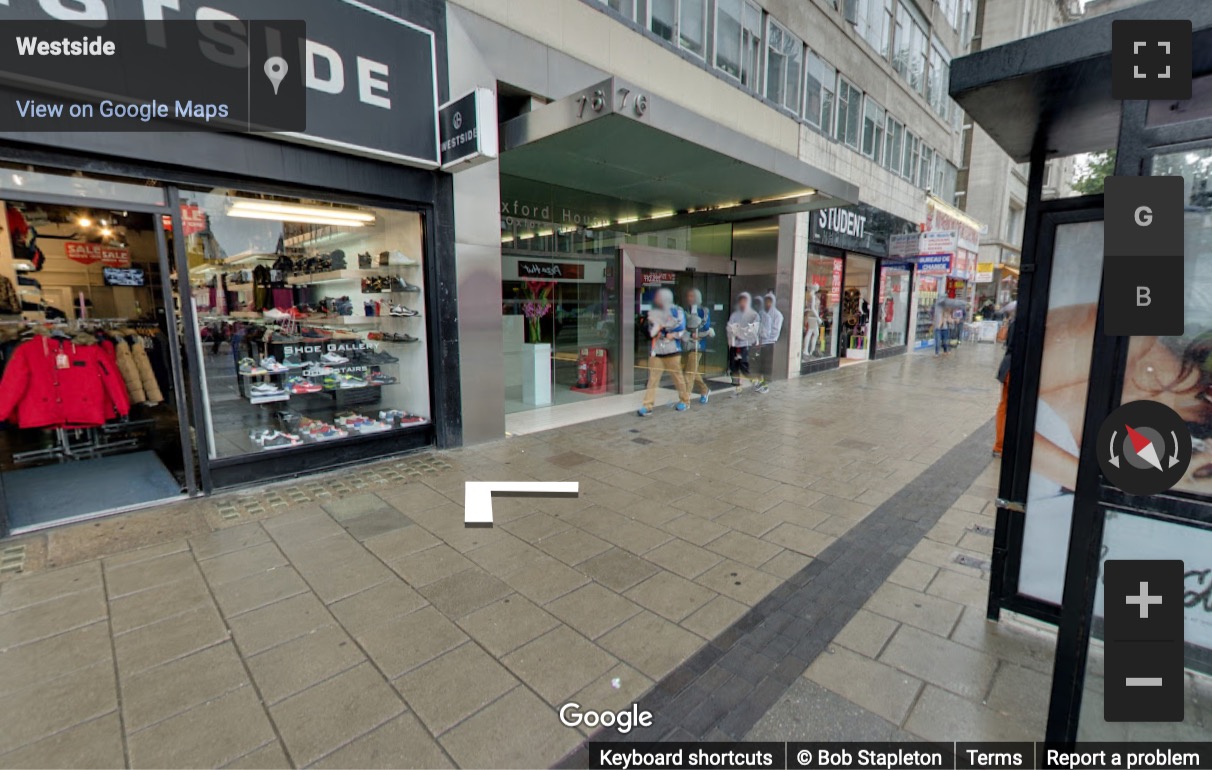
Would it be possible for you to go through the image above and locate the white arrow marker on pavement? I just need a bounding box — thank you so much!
[464,481,580,526]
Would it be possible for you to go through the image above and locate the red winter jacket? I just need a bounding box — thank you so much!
[0,335,131,429]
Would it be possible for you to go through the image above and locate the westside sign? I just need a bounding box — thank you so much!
[0,0,441,167]
[440,88,498,170]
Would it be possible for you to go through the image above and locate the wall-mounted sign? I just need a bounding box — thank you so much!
[65,242,130,268]
[809,203,916,257]
[918,230,957,257]
[641,270,677,285]
[915,255,952,275]
[926,198,981,253]
[180,205,206,237]
[976,260,995,283]
[440,87,498,171]
[518,260,584,280]
[888,233,920,257]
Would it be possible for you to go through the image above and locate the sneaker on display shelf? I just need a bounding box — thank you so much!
[390,277,422,293]
[287,377,322,394]
[368,372,397,386]
[237,358,265,375]
[382,251,418,266]
[281,355,306,369]
[250,383,284,397]
[321,351,349,364]
[263,308,291,321]
[389,304,420,317]
[260,357,288,373]
[338,374,368,389]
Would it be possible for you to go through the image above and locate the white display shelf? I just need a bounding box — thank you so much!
[247,392,290,404]
[287,268,420,286]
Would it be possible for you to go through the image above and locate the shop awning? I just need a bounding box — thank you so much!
[950,0,1212,163]
[498,77,858,229]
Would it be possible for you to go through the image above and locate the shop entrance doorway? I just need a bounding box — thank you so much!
[0,194,191,534]
[632,261,733,393]
[840,254,875,362]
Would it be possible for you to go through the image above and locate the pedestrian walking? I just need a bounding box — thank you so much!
[682,288,714,404]
[726,292,763,396]
[993,304,1016,457]
[638,288,691,416]
[933,299,952,356]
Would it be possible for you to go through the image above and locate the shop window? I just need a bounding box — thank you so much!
[715,0,763,89]
[803,254,843,361]
[884,115,904,172]
[765,18,803,114]
[861,96,885,163]
[181,189,430,459]
[876,263,911,350]
[593,0,636,20]
[836,77,862,149]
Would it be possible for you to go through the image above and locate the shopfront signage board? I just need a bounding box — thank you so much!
[0,0,441,168]
[915,255,953,275]
[440,88,498,170]
[517,261,584,280]
[919,230,957,257]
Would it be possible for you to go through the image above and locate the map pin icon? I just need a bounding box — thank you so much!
[264,56,288,96]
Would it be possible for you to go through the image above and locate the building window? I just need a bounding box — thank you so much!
[715,0,763,89]
[904,131,919,180]
[765,18,803,114]
[884,115,904,171]
[894,1,928,95]
[927,40,951,118]
[804,50,832,129]
[918,145,933,188]
[1006,203,1024,242]
[942,161,959,204]
[650,0,707,58]
[850,0,894,59]
[861,96,885,162]
[822,60,837,135]
[593,0,636,20]
[836,76,862,148]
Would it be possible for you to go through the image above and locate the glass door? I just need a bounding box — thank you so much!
[0,182,190,534]
[633,267,731,391]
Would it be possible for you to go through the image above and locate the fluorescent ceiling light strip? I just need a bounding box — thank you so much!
[227,199,376,223]
[227,209,367,227]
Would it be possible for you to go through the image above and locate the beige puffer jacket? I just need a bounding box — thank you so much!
[111,333,163,405]
[128,336,163,404]
[111,337,145,404]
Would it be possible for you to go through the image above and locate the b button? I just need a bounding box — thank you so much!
[1103,176,1184,337]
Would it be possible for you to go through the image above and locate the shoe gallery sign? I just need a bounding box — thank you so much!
[0,0,440,168]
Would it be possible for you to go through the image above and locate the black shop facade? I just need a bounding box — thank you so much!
[801,203,918,374]
[0,0,460,536]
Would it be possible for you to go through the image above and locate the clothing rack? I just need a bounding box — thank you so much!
[12,419,155,465]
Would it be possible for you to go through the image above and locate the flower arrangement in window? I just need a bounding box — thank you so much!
[523,280,556,343]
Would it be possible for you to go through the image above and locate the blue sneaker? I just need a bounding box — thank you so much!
[637,407,652,417]
[675,402,688,411]
[698,394,709,405]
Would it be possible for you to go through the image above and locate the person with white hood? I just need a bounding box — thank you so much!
[682,288,714,404]
[638,287,691,417]
[755,292,783,388]
[726,292,764,396]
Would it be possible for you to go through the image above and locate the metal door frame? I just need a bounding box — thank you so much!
[0,184,195,536]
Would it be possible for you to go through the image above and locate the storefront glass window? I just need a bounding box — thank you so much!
[803,254,842,361]
[876,263,911,350]
[180,188,430,458]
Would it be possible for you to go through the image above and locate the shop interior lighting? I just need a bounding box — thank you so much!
[614,216,639,225]
[226,199,376,227]
[77,217,92,227]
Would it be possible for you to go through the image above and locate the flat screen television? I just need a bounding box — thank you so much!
[103,267,146,287]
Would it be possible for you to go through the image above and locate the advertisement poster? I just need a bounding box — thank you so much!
[65,242,130,268]
[180,204,207,236]
[919,230,956,257]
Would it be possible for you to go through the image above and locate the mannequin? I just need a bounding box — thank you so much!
[802,285,821,360]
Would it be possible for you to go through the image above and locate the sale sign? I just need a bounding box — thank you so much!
[65,242,131,268]
[180,204,206,236]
